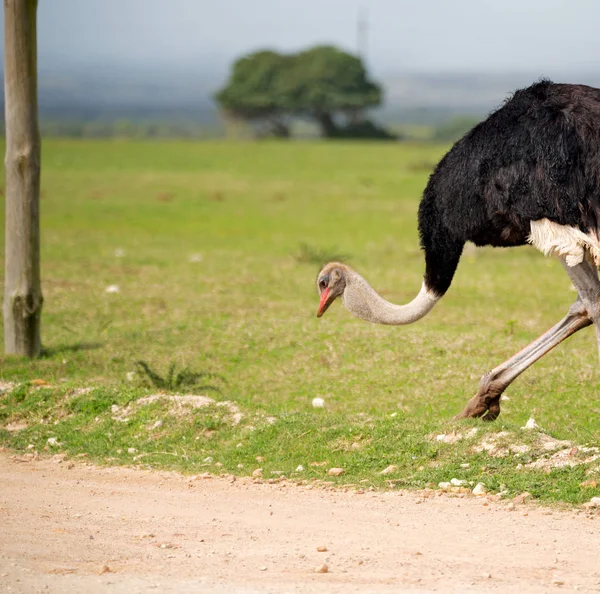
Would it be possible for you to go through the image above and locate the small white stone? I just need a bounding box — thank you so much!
[327,467,345,477]
[472,483,487,496]
[295,465,305,472]
[203,456,213,463]
[47,437,61,447]
[127,447,137,454]
[450,478,467,486]
[27,444,35,450]
[252,468,263,478]
[105,284,120,294]
[151,420,163,429]
[583,497,600,509]
[521,417,541,430]
[390,412,397,417]
[460,463,470,469]
[125,371,135,382]
[438,482,452,490]
[312,397,325,408]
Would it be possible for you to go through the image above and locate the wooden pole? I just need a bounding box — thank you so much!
[3,0,43,357]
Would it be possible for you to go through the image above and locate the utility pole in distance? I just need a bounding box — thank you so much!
[3,0,43,358]
[357,6,368,62]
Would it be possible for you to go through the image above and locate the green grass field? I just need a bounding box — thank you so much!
[1,139,599,504]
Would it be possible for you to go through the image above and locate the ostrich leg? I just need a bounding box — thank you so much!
[561,257,600,361]
[456,258,598,421]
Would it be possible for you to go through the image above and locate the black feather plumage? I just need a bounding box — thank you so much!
[419,80,600,295]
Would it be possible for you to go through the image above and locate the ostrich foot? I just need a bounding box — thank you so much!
[455,392,502,421]
[454,373,505,421]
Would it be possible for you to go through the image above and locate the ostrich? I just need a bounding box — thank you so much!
[316,80,600,421]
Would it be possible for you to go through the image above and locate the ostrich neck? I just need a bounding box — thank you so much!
[342,270,440,325]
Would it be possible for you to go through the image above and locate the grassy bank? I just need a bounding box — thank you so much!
[1,139,599,504]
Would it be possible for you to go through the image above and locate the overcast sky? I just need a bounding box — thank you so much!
[4,0,600,76]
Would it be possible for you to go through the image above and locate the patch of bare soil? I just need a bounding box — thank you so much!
[1,453,600,593]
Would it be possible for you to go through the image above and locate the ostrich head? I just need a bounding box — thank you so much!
[316,262,347,317]
[316,261,440,325]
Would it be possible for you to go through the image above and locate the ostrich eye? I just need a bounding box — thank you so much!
[318,277,329,289]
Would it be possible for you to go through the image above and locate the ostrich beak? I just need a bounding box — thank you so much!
[317,287,332,318]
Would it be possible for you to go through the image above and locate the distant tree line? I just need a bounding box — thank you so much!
[215,45,396,140]
[0,115,480,143]
[0,119,224,139]
[0,116,479,142]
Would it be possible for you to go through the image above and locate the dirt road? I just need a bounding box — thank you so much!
[1,453,599,593]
